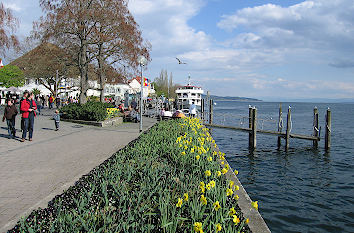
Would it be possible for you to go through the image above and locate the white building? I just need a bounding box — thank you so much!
[128,76,156,98]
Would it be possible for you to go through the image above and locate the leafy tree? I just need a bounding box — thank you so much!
[0,3,19,56]
[10,42,76,96]
[38,0,99,104]
[31,88,41,96]
[0,65,24,87]
[154,69,178,98]
[86,0,150,102]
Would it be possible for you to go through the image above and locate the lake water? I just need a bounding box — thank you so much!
[210,101,354,233]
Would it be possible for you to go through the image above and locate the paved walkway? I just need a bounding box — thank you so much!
[0,108,157,232]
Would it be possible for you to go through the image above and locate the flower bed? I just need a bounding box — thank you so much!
[9,118,253,232]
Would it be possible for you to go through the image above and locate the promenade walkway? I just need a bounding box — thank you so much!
[0,108,157,232]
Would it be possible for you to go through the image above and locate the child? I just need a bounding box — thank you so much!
[53,110,61,131]
[3,99,18,138]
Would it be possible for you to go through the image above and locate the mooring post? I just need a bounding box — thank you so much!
[285,106,291,151]
[248,106,253,149]
[201,98,205,122]
[251,107,257,150]
[209,99,213,124]
[325,108,331,151]
[277,103,283,149]
[313,107,319,149]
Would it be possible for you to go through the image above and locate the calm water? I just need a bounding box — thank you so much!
[210,101,354,233]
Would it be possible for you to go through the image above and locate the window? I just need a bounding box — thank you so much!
[25,79,30,85]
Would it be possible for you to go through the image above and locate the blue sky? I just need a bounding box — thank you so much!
[2,0,354,100]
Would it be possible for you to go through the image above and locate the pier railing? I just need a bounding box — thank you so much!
[201,100,332,151]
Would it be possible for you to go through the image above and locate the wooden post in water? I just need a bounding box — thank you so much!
[209,99,213,124]
[325,108,331,151]
[250,107,257,150]
[285,107,291,151]
[201,98,205,122]
[313,107,319,149]
[277,103,283,149]
[248,106,253,149]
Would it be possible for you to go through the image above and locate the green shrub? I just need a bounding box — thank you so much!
[60,101,115,122]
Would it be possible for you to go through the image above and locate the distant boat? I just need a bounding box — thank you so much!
[175,75,204,110]
[214,102,217,105]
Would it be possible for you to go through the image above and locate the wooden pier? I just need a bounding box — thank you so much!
[203,101,332,151]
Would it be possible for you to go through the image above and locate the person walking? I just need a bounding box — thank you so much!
[189,101,197,117]
[20,92,37,142]
[55,96,61,108]
[35,95,41,115]
[2,99,18,138]
[49,95,54,109]
[19,91,29,132]
[53,110,61,131]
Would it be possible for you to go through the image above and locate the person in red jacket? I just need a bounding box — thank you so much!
[20,92,37,142]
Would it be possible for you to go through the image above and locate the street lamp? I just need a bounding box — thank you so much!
[138,55,148,132]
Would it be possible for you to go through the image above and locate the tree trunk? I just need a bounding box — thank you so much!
[97,43,105,103]
[79,42,88,104]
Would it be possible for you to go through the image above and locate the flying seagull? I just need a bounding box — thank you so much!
[176,57,187,64]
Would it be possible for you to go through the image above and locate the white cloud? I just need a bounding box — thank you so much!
[217,0,354,53]
[129,0,209,57]
[3,3,22,12]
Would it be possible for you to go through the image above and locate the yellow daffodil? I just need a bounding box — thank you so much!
[194,222,203,233]
[225,164,229,170]
[226,188,233,196]
[246,218,250,224]
[196,155,200,160]
[205,170,211,177]
[229,207,236,216]
[221,161,225,165]
[235,185,240,191]
[216,223,222,232]
[184,145,188,150]
[251,201,258,210]
[213,201,221,211]
[234,170,239,175]
[179,144,182,148]
[234,195,239,200]
[191,148,195,153]
[229,180,234,188]
[176,198,183,208]
[216,171,222,177]
[209,180,216,188]
[200,182,205,193]
[181,151,186,156]
[213,151,217,156]
[184,193,189,202]
[207,156,212,162]
[220,156,225,160]
[206,183,211,190]
[221,168,228,174]
[233,215,240,225]
[200,195,207,205]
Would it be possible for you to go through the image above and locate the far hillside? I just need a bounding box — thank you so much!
[203,94,261,102]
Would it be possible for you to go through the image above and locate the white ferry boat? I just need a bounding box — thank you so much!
[175,75,204,110]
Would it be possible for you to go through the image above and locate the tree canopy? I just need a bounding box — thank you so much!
[36,0,151,103]
[154,69,178,98]
[0,65,24,87]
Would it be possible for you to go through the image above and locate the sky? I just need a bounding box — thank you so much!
[3,0,354,101]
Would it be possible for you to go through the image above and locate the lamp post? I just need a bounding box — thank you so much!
[138,55,147,132]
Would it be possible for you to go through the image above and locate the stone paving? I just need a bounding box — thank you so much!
[0,107,156,232]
